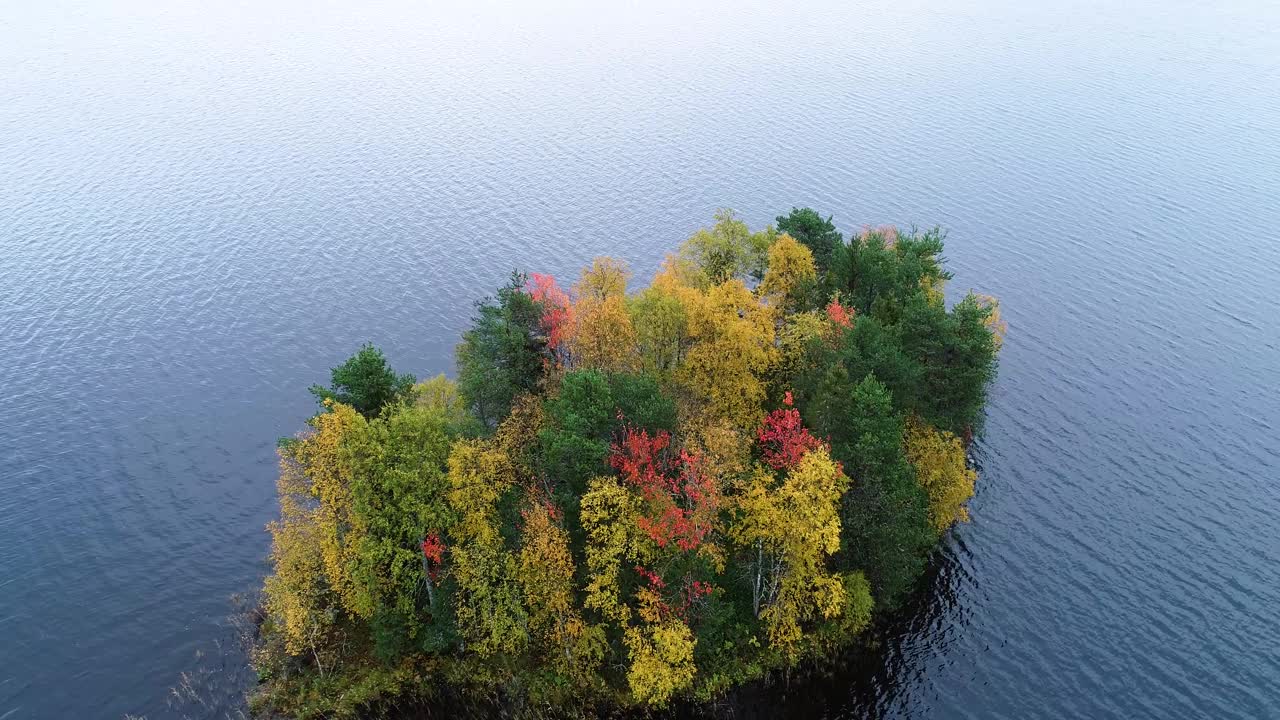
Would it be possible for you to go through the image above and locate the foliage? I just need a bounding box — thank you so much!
[345,400,458,644]
[677,279,777,429]
[776,310,833,384]
[675,209,775,286]
[567,258,638,372]
[624,614,697,706]
[898,292,1000,434]
[974,293,1007,351]
[538,369,678,493]
[829,225,949,320]
[756,392,825,471]
[517,493,587,670]
[263,453,337,666]
[413,374,479,436]
[580,475,639,624]
[629,285,687,377]
[802,372,933,607]
[456,272,548,428]
[446,437,529,656]
[309,343,415,418]
[255,209,1001,717]
[526,272,574,360]
[776,207,843,276]
[731,447,847,660]
[758,233,817,312]
[903,416,977,533]
[610,427,718,552]
[283,402,367,615]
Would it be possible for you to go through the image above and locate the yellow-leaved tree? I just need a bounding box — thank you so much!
[579,475,639,625]
[623,587,697,706]
[974,293,1007,351]
[285,401,367,616]
[629,284,688,377]
[903,416,977,533]
[263,453,337,674]
[413,373,475,430]
[495,392,546,481]
[674,209,775,286]
[682,417,751,497]
[776,310,833,382]
[567,257,637,372]
[758,233,817,311]
[446,437,528,656]
[517,493,589,671]
[262,400,367,675]
[677,279,777,429]
[731,448,847,660]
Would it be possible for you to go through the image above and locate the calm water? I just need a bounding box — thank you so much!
[3,0,1279,717]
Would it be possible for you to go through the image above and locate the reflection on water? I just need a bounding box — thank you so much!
[2,0,1279,717]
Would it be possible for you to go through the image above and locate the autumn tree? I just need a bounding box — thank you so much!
[677,279,777,429]
[580,475,639,625]
[826,296,854,328]
[604,427,720,705]
[676,209,774,286]
[609,427,718,554]
[756,392,824,471]
[517,493,588,670]
[903,416,977,533]
[623,592,697,706]
[527,273,575,365]
[310,343,415,418]
[974,293,1007,351]
[563,257,637,373]
[283,401,367,613]
[629,285,687,377]
[414,374,482,437]
[731,447,847,659]
[758,233,817,312]
[775,310,833,386]
[263,452,341,675]
[446,438,528,656]
[681,417,751,491]
[261,400,369,679]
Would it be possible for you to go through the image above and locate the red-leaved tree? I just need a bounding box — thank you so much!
[757,392,825,470]
[526,273,573,364]
[825,297,854,329]
[609,427,718,552]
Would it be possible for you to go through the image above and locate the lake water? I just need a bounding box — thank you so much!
[2,0,1278,717]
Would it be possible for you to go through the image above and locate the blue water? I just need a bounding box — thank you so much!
[2,0,1278,717]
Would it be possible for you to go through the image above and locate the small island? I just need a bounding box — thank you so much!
[251,209,1004,718]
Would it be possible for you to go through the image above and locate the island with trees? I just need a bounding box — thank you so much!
[250,209,1005,718]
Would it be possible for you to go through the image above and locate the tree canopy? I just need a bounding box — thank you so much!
[254,209,1002,718]
[309,343,415,418]
[776,207,842,276]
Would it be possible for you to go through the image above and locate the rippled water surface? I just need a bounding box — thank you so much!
[3,0,1279,717]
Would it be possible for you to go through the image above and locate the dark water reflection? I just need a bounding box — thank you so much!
[3,0,1279,718]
